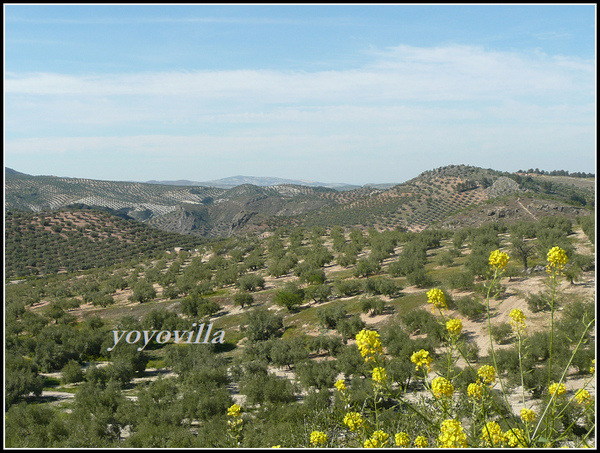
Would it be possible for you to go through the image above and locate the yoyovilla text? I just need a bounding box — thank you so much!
[106,322,225,352]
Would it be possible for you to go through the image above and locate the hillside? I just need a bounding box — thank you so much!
[4,209,205,278]
[5,165,594,238]
[5,206,595,447]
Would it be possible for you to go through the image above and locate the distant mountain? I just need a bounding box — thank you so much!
[5,167,28,176]
[146,175,362,190]
[6,165,594,237]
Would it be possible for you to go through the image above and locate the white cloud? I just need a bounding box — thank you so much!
[5,44,595,182]
[5,44,593,102]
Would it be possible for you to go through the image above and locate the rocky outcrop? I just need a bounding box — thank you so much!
[486,176,521,198]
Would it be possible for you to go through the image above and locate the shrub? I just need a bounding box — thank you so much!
[447,270,475,290]
[455,296,486,319]
[526,291,549,313]
[406,268,434,288]
[336,315,366,342]
[61,360,84,384]
[491,322,513,345]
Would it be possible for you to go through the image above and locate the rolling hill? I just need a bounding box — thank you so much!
[5,165,594,238]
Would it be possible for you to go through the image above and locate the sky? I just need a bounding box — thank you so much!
[4,4,596,185]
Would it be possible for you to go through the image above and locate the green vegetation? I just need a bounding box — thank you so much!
[4,165,595,448]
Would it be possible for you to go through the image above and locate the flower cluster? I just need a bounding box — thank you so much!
[477,365,496,385]
[431,376,454,398]
[227,403,243,430]
[520,407,536,423]
[411,349,433,373]
[467,383,483,400]
[395,432,410,447]
[509,308,527,333]
[343,412,365,432]
[364,430,389,448]
[505,428,526,447]
[489,250,509,270]
[591,359,595,374]
[426,288,447,312]
[355,329,383,362]
[548,382,566,397]
[310,431,327,445]
[437,419,468,448]
[480,421,505,447]
[546,246,568,273]
[446,318,463,336]
[575,389,591,404]
[372,367,387,384]
[227,403,241,418]
[334,379,346,393]
[414,436,429,448]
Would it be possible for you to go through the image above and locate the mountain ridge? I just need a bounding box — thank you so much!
[5,164,594,237]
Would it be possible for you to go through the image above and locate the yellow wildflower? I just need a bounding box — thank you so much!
[271,446,281,448]
[509,308,527,333]
[310,431,327,445]
[481,421,505,447]
[505,428,527,448]
[395,432,410,447]
[575,389,591,404]
[356,329,383,362]
[414,436,429,448]
[431,376,454,398]
[446,318,463,336]
[343,412,364,432]
[227,403,241,417]
[467,383,483,400]
[591,359,595,374]
[334,379,346,392]
[372,367,387,384]
[364,430,389,448]
[426,288,447,312]
[520,408,536,423]
[546,246,568,273]
[477,365,496,385]
[489,250,509,270]
[437,419,468,448]
[548,382,566,397]
[411,349,433,372]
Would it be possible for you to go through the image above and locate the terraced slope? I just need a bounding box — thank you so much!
[5,165,594,237]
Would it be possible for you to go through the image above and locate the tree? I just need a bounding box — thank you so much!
[353,258,380,278]
[360,297,386,316]
[180,293,220,318]
[5,402,68,447]
[296,360,338,390]
[237,273,265,292]
[304,284,333,304]
[61,359,84,384]
[233,291,254,309]
[316,303,347,329]
[244,307,284,342]
[270,337,309,369]
[6,353,44,408]
[129,279,156,303]
[273,281,305,311]
[510,234,536,271]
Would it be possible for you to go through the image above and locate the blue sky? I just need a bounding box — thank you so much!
[4,4,596,185]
